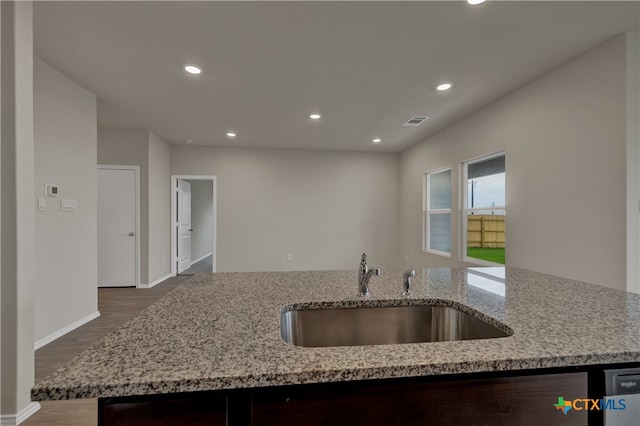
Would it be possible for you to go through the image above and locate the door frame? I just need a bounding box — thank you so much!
[97,165,141,288]
[171,175,217,275]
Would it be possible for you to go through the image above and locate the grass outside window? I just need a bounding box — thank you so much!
[466,248,505,264]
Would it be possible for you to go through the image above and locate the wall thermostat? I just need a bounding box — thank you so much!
[45,184,59,196]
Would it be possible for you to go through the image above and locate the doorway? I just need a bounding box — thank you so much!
[171,175,217,275]
[97,165,140,287]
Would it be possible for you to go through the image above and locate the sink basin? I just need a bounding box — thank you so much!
[280,303,511,347]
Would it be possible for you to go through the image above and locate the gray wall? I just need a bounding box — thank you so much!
[1,1,36,418]
[400,34,627,290]
[188,179,214,263]
[97,129,149,283]
[171,146,401,272]
[626,32,640,293]
[34,58,98,342]
[148,132,171,283]
[97,129,171,286]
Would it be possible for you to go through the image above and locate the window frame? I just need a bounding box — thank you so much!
[460,151,506,266]
[423,167,452,257]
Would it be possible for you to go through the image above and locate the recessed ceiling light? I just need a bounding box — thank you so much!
[309,114,321,120]
[467,0,485,5]
[372,138,382,143]
[184,64,202,75]
[436,82,453,91]
[226,132,236,138]
[186,139,193,143]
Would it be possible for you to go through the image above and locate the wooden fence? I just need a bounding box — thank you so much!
[467,215,505,248]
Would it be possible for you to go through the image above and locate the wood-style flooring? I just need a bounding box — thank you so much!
[23,255,213,426]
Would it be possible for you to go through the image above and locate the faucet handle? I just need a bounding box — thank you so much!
[403,269,416,297]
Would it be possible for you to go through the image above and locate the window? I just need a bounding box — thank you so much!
[462,153,505,265]
[424,168,451,256]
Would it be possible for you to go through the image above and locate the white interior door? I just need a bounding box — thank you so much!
[177,179,192,273]
[98,168,137,287]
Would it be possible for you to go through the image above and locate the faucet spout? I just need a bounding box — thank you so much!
[402,269,416,297]
[358,253,380,297]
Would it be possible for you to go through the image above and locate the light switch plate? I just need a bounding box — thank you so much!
[61,199,77,212]
[38,197,47,212]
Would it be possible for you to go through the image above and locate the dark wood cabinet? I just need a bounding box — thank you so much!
[98,370,592,426]
[252,372,588,426]
[99,393,226,426]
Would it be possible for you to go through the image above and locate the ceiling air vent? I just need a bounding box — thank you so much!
[403,116,429,127]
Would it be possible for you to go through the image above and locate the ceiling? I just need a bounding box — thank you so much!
[33,1,639,152]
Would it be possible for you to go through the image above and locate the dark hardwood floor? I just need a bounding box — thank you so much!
[24,255,213,426]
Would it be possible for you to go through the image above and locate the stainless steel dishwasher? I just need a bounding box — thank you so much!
[604,368,640,425]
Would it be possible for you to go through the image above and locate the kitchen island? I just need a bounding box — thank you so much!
[32,267,640,425]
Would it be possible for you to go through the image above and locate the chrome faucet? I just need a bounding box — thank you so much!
[402,269,416,297]
[358,253,380,297]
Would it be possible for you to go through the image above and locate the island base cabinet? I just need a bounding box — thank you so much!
[96,371,589,425]
[251,372,588,426]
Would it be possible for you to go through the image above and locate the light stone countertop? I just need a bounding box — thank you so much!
[31,267,640,400]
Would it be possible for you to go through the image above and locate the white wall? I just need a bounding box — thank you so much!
[148,132,171,284]
[0,1,38,420]
[188,180,213,263]
[171,146,401,272]
[401,34,627,290]
[33,58,98,343]
[97,129,149,284]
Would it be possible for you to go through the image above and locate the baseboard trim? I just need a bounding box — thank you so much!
[139,273,172,289]
[191,252,213,265]
[34,311,100,350]
[0,401,41,425]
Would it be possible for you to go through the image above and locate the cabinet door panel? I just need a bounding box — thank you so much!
[99,394,226,426]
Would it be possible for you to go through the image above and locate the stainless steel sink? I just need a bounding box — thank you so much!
[280,304,510,347]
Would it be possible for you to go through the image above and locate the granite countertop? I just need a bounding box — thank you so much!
[32,267,640,400]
